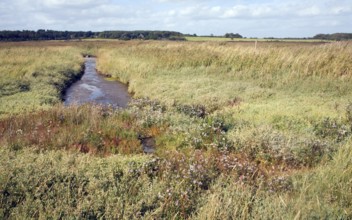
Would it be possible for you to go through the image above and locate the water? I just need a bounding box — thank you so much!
[64,57,131,107]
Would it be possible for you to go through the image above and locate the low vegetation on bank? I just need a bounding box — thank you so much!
[1,40,352,218]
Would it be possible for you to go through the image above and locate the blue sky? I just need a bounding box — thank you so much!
[0,0,351,37]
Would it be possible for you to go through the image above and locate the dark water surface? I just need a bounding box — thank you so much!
[64,58,131,107]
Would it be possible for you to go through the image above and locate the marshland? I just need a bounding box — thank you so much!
[1,39,352,219]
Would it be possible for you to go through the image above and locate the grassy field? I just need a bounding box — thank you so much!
[1,40,352,219]
[185,36,332,43]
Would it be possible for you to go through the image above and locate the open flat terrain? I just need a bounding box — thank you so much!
[185,36,332,43]
[1,40,352,219]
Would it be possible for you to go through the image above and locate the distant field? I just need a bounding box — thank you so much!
[1,40,352,219]
[185,36,332,42]
[81,38,122,42]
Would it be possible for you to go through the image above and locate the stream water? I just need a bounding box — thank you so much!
[64,57,131,107]
[64,58,155,153]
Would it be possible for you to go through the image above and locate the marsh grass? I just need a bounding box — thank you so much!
[0,45,84,116]
[97,41,352,141]
[1,104,351,219]
[1,40,352,219]
[97,41,352,109]
[195,139,352,219]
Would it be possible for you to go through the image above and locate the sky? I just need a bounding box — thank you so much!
[0,0,351,38]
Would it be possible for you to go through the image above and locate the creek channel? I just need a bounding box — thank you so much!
[64,57,131,107]
[64,57,155,153]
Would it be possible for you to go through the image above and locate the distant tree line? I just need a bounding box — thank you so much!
[0,30,95,41]
[224,33,243,39]
[4,30,350,42]
[0,30,185,41]
[99,31,184,40]
[313,33,352,41]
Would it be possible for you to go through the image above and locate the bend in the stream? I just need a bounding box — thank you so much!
[64,57,131,107]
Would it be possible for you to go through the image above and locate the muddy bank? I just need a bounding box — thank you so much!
[59,63,85,101]
[64,57,131,107]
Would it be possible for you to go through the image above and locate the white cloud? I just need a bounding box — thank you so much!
[179,7,197,16]
[297,6,321,16]
[0,0,351,37]
[153,0,199,2]
[42,0,108,9]
[331,5,352,15]
[161,1,352,20]
[222,5,251,18]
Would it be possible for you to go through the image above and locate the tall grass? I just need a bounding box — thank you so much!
[0,45,83,116]
[97,41,352,138]
[1,40,352,218]
[97,41,352,109]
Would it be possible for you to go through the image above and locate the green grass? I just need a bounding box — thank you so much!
[0,45,84,116]
[1,40,352,218]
